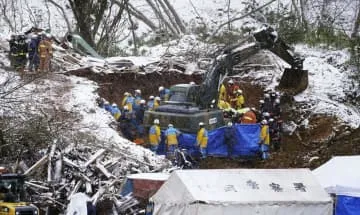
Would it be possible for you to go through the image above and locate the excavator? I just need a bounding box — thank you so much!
[143,25,308,133]
[0,173,39,215]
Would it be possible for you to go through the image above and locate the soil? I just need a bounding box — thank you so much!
[69,68,360,170]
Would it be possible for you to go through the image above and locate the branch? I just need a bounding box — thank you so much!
[47,0,72,32]
[210,0,276,38]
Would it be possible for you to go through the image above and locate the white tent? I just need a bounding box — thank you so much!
[313,155,360,197]
[150,169,332,215]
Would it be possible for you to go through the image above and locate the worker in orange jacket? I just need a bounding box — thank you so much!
[38,34,53,72]
[241,110,257,124]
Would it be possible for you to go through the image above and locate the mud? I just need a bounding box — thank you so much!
[69,69,360,169]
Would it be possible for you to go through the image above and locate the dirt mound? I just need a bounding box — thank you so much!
[69,69,202,104]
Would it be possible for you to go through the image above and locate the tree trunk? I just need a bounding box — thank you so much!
[125,0,138,55]
[299,0,308,30]
[162,0,186,33]
[157,0,180,34]
[114,0,158,31]
[145,0,178,36]
[47,0,72,32]
[351,5,360,39]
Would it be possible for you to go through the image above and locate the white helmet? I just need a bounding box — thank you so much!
[264,94,270,99]
[228,79,234,84]
[237,89,243,94]
[199,122,204,126]
[250,107,256,112]
[168,124,173,127]
[124,92,129,96]
[259,100,264,104]
[104,101,109,105]
[263,112,270,117]
[154,119,159,124]
[112,103,117,107]
[227,121,233,127]
[149,95,154,100]
[269,118,274,122]
[140,99,146,104]
[275,99,280,104]
[155,96,161,101]
[261,119,268,125]
[159,86,164,92]
[135,89,141,94]
[189,81,195,85]
[123,105,129,110]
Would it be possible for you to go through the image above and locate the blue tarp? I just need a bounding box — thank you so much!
[336,195,360,215]
[156,124,261,157]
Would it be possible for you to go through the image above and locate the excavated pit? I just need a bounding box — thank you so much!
[68,69,360,169]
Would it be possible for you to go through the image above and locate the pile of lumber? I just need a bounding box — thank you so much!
[22,143,169,213]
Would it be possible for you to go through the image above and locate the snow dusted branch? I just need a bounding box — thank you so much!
[47,0,72,32]
[210,0,276,38]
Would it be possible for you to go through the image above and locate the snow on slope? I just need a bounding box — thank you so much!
[239,44,360,128]
[294,45,360,128]
[63,75,167,167]
[0,49,167,168]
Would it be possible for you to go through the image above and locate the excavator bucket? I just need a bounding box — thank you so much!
[278,68,308,94]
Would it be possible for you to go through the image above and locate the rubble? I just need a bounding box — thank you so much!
[23,143,170,213]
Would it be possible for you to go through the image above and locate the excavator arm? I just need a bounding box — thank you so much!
[197,25,307,109]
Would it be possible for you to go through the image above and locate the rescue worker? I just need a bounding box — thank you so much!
[121,92,130,108]
[218,83,227,102]
[263,93,273,113]
[241,109,257,124]
[259,99,265,113]
[111,103,121,121]
[133,89,142,112]
[273,98,281,118]
[154,96,161,110]
[8,34,16,67]
[147,96,155,111]
[268,118,281,151]
[38,34,52,73]
[16,35,28,75]
[260,119,270,160]
[135,100,146,125]
[224,121,236,157]
[226,79,239,104]
[44,33,53,72]
[104,101,112,112]
[28,34,40,72]
[217,99,231,110]
[149,119,161,153]
[196,122,208,159]
[262,112,270,121]
[119,106,134,141]
[159,86,170,101]
[234,89,245,110]
[125,93,135,112]
[165,124,181,160]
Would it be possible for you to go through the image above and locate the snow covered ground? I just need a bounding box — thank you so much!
[0,48,167,168]
[294,45,360,128]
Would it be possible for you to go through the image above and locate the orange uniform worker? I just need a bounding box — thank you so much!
[38,34,53,72]
[241,110,257,124]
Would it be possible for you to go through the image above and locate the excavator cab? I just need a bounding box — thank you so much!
[0,174,39,215]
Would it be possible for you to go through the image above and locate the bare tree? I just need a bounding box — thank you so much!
[47,0,72,32]
[161,0,186,33]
